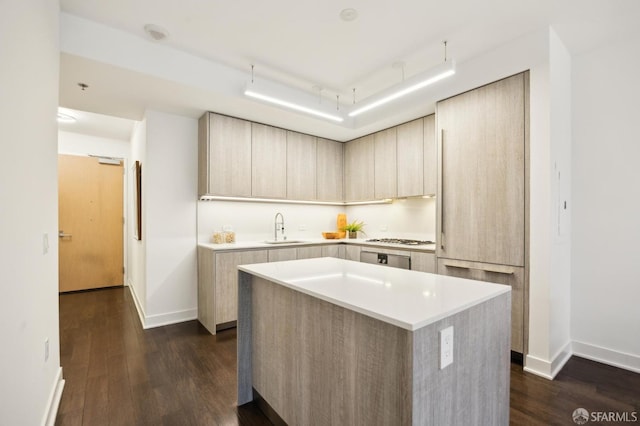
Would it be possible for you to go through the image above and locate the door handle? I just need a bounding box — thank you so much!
[59,230,72,238]
[442,260,515,275]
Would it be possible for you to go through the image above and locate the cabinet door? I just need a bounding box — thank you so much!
[344,245,361,261]
[317,138,344,201]
[252,123,287,198]
[321,244,345,259]
[437,258,524,353]
[296,246,323,259]
[374,127,397,199]
[201,113,252,197]
[396,118,424,197]
[437,73,525,266]
[197,247,216,334]
[215,250,268,324]
[268,248,297,262]
[344,135,374,201]
[287,131,316,200]
[410,251,435,273]
[423,114,437,196]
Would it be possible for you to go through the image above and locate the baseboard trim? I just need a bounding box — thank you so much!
[524,340,572,380]
[142,308,198,329]
[43,367,65,426]
[572,341,640,374]
[127,281,147,329]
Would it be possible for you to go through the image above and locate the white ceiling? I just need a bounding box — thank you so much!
[58,0,640,141]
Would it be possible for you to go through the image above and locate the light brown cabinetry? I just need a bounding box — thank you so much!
[268,248,297,262]
[197,248,268,334]
[436,72,528,353]
[287,131,316,200]
[252,123,287,198]
[423,114,437,196]
[396,118,424,197]
[437,73,526,267]
[374,127,397,199]
[296,246,323,259]
[321,244,345,259]
[411,252,436,273]
[344,245,362,261]
[316,138,344,202]
[437,259,524,353]
[344,135,375,201]
[198,113,252,197]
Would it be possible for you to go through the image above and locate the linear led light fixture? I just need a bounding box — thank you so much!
[199,195,393,206]
[244,79,344,123]
[348,60,455,117]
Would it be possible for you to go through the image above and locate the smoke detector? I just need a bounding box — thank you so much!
[144,24,169,41]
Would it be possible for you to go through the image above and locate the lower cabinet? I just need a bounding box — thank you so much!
[437,258,524,353]
[268,248,297,262]
[321,244,345,259]
[198,248,268,334]
[296,246,323,259]
[345,245,361,261]
[411,252,436,273]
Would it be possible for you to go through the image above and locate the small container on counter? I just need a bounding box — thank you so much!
[224,231,235,243]
[212,231,225,244]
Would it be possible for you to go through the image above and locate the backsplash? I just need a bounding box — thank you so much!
[197,197,436,243]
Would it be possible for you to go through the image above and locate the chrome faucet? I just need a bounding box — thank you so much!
[274,212,285,241]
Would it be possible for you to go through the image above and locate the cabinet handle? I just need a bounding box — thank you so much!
[440,128,445,250]
[58,230,72,238]
[442,261,515,275]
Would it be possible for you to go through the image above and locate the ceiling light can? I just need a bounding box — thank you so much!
[340,8,358,22]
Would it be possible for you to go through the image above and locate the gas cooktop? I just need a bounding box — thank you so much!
[365,238,435,246]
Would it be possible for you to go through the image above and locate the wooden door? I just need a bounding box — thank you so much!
[58,155,124,292]
[437,73,525,266]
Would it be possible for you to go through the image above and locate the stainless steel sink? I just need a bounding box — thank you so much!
[263,240,307,244]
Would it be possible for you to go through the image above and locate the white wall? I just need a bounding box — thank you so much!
[58,130,129,159]
[139,111,198,327]
[525,28,573,379]
[0,1,63,425]
[571,34,640,373]
[128,120,147,318]
[197,198,435,243]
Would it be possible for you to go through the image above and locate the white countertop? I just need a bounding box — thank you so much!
[199,238,436,253]
[238,257,510,331]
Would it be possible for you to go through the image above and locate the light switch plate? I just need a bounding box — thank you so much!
[440,326,454,369]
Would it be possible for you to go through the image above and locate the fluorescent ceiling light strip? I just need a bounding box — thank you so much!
[349,68,455,117]
[245,90,344,123]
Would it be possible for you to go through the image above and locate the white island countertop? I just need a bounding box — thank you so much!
[238,257,510,331]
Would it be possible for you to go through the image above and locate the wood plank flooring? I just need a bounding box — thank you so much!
[56,287,639,425]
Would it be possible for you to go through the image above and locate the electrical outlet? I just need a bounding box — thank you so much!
[440,326,454,369]
[43,233,49,255]
[298,224,307,231]
[380,225,388,232]
[44,338,49,362]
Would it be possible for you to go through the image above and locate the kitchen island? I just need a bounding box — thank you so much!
[237,257,511,425]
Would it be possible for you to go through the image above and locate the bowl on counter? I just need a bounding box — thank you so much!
[322,231,345,239]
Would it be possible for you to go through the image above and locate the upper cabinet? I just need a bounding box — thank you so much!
[423,115,437,196]
[198,113,252,197]
[286,131,316,200]
[396,118,424,198]
[316,138,344,202]
[374,127,397,199]
[437,72,526,267]
[252,123,287,199]
[344,135,375,202]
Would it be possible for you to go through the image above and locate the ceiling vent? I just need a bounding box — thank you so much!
[144,24,169,41]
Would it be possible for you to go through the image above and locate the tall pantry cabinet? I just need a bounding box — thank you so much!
[436,72,528,354]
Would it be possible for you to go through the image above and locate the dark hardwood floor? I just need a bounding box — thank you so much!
[56,287,639,425]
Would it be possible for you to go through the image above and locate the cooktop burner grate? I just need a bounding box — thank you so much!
[365,238,435,245]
